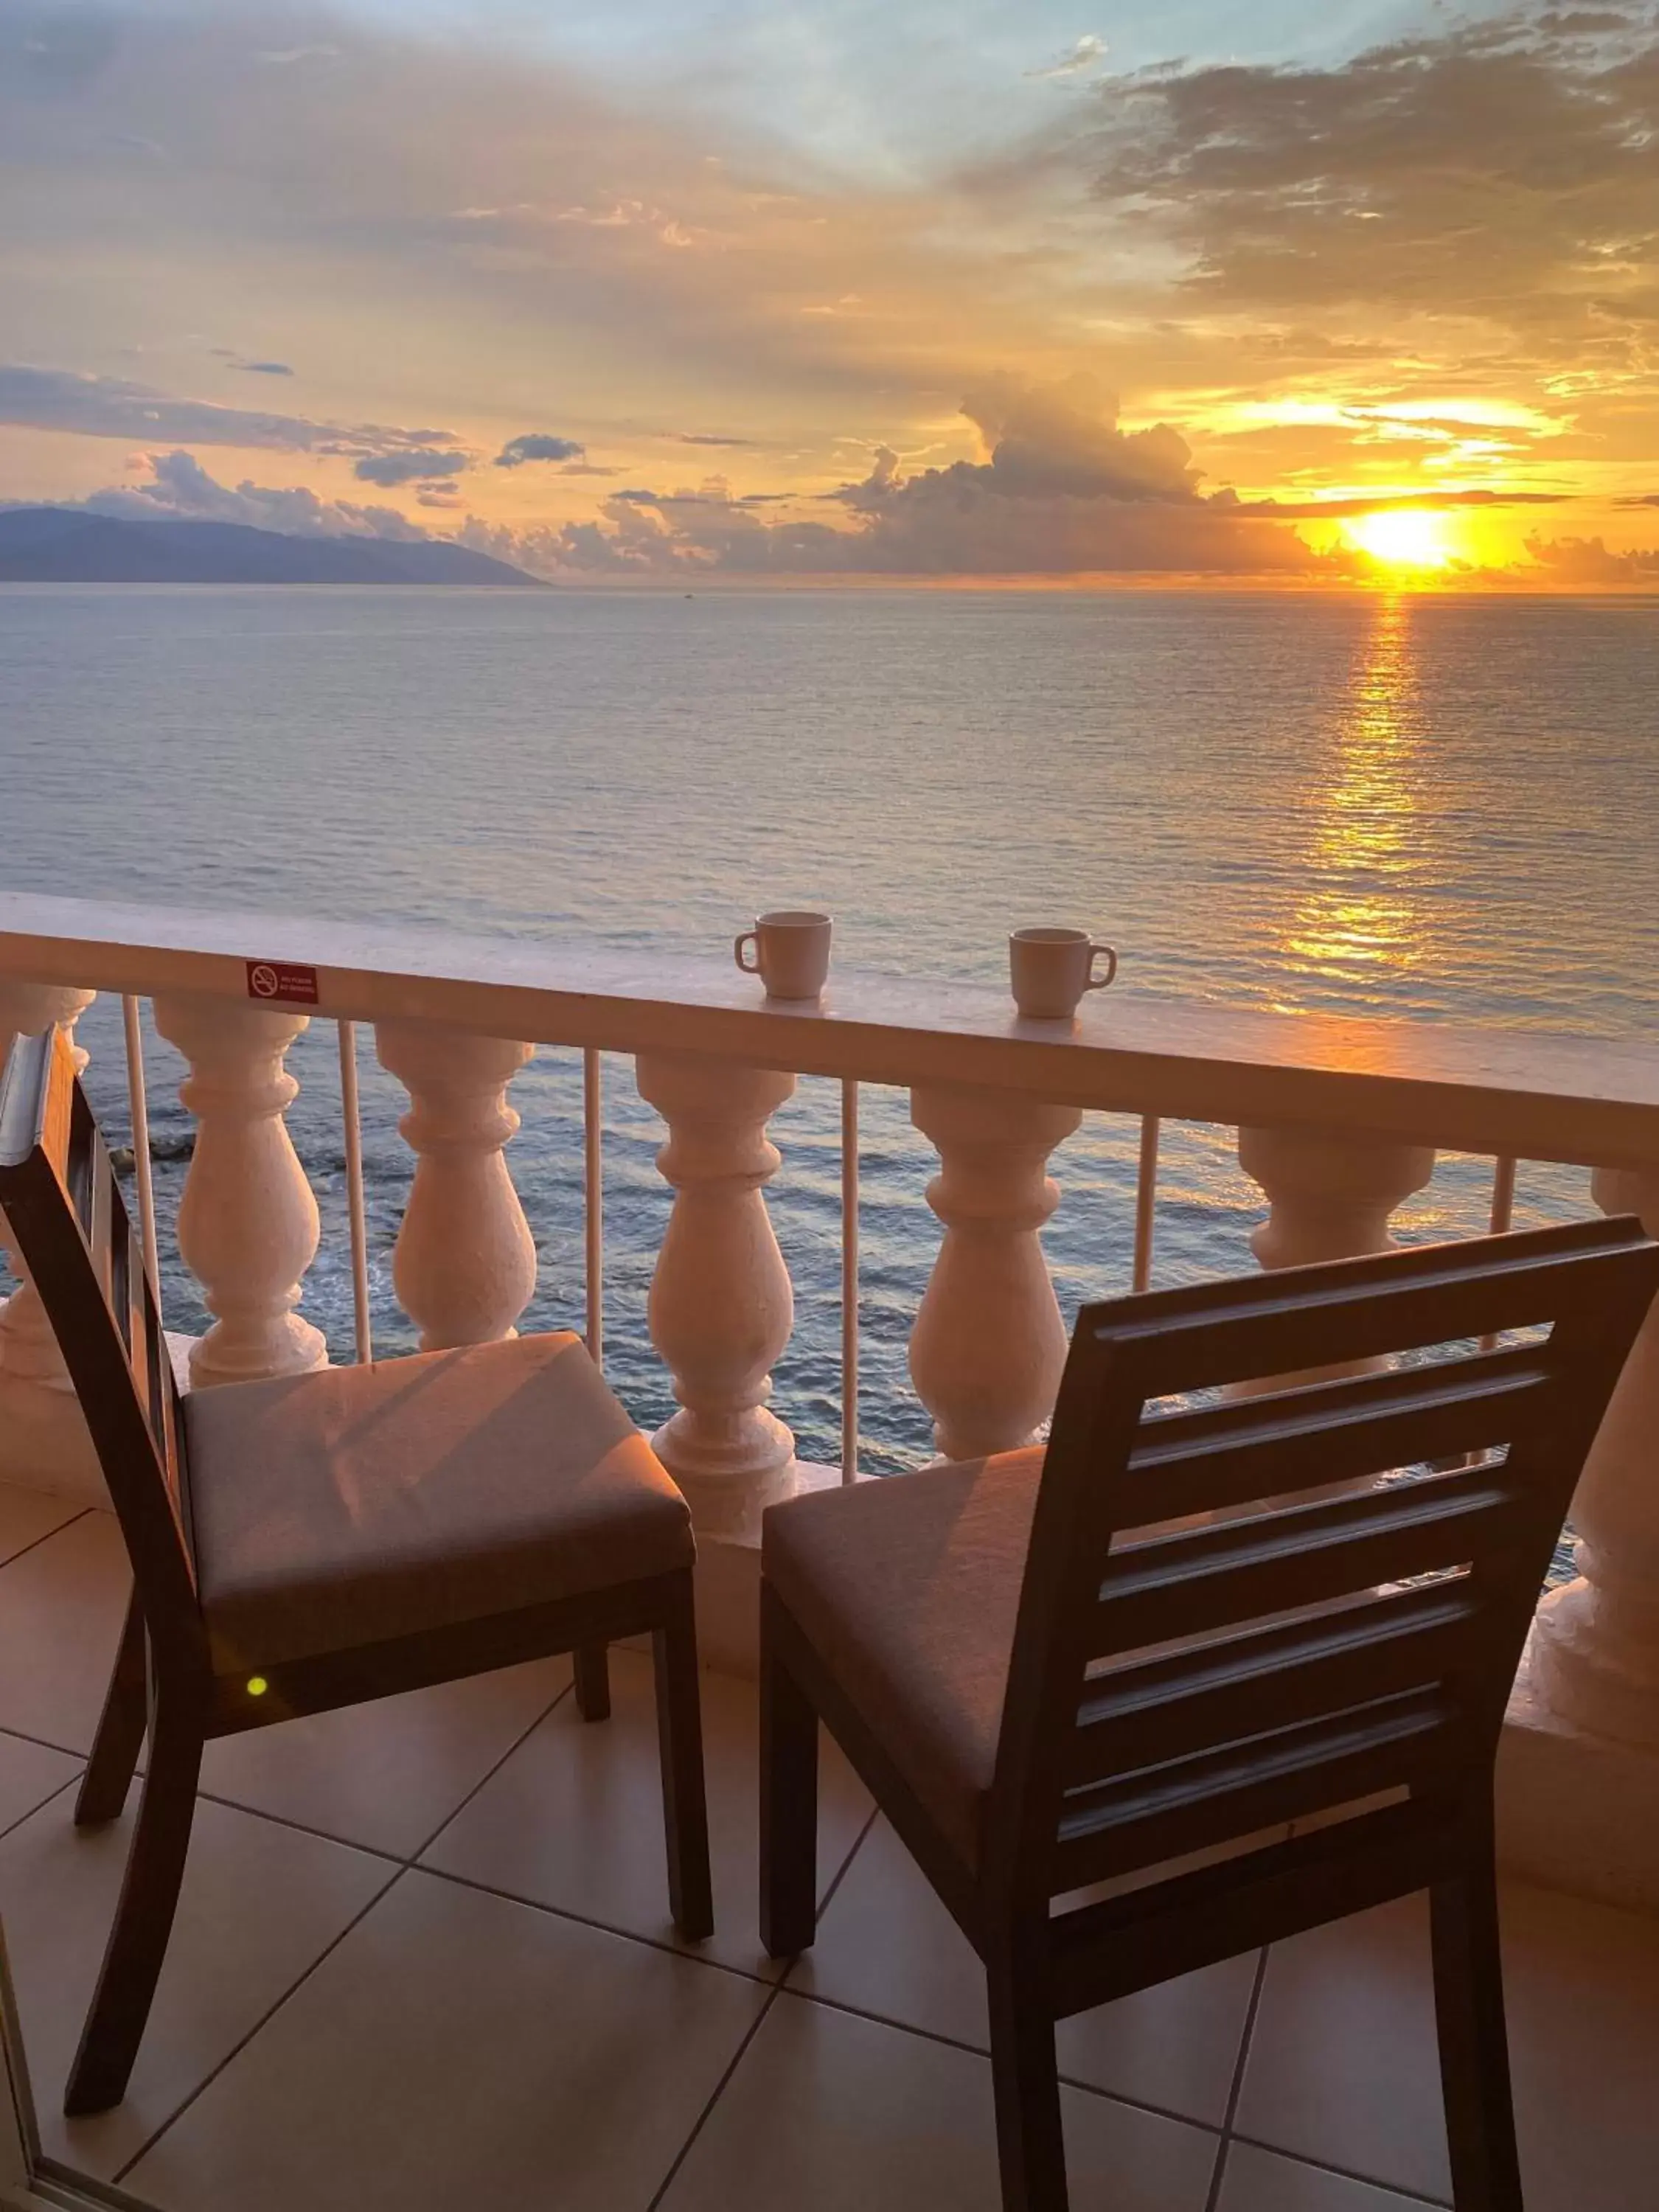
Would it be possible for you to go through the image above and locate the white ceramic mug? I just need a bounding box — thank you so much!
[734,910,833,1001]
[1009,926,1119,1020]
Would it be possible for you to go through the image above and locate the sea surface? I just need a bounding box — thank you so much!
[1,583,1657,1475]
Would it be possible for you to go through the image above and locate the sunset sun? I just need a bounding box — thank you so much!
[1343,509,1455,571]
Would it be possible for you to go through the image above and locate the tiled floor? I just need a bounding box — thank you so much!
[1,1487,1657,2211]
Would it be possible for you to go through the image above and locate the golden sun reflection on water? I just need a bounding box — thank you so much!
[1276,595,1430,1009]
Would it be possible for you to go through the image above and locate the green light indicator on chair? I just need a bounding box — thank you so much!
[246,1675,268,1698]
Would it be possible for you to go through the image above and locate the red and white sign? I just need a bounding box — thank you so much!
[245,959,319,1007]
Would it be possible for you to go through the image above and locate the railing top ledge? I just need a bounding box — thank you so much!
[3,890,1658,1169]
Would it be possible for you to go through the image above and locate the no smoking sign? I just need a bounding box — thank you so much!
[245,959,320,1007]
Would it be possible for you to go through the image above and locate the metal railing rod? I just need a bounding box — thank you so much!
[841,1077,859,1482]
[121,995,160,1309]
[1132,1115,1161,1293]
[1489,1155,1517,1237]
[1477,1154,1520,1357]
[584,1047,604,1368]
[337,1020,373,1364]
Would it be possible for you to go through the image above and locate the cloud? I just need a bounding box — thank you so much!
[464,377,1329,579]
[38,434,1637,591]
[1616,493,1659,507]
[807,375,1321,575]
[0,363,456,457]
[0,0,1121,443]
[1229,488,1573,521]
[455,198,709,251]
[1522,532,1659,582]
[4,1,119,86]
[1085,7,1659,372]
[495,433,586,467]
[352,448,470,487]
[253,45,339,66]
[75,449,431,540]
[675,434,757,448]
[1027,35,1108,82]
[235,360,294,377]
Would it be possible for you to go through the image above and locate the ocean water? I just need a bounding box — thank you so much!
[1,582,1657,1475]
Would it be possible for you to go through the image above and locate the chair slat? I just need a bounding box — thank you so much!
[1048,1798,1460,2017]
[65,1085,97,1235]
[1091,1464,1531,1655]
[1119,1348,1553,1527]
[86,1150,114,1303]
[108,1187,132,1351]
[1088,1222,1653,1399]
[1052,1686,1461,1888]
[1066,1582,1481,1785]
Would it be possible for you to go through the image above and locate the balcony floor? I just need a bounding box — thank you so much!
[0,1484,1655,2212]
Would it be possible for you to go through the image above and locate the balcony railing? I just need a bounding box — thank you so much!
[3,888,1659,1912]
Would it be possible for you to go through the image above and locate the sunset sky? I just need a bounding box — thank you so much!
[3,0,1658,582]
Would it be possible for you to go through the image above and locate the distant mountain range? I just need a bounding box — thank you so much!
[0,507,540,586]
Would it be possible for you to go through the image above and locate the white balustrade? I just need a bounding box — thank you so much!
[635,1051,798,1535]
[375,1021,537,1350]
[153,994,328,1387]
[908,1085,1082,1463]
[0,985,105,1496]
[1529,1164,1659,1750]
[1235,1124,1436,1387]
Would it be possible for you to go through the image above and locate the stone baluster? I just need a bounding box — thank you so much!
[1234,1124,1436,1389]
[375,1021,537,1350]
[0,985,106,1496]
[152,994,329,1387]
[908,1085,1082,1464]
[635,1051,798,1536]
[1528,1164,1659,1751]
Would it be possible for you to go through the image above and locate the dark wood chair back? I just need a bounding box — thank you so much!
[0,1026,197,1639]
[985,1217,1659,1902]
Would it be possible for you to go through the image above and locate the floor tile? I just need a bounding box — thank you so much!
[0,1484,86,1567]
[0,1509,131,1753]
[0,1728,80,1838]
[199,1658,571,1860]
[658,1989,1220,2211]
[420,1649,872,1978]
[1218,2142,1424,2211]
[1236,1880,1659,2212]
[0,1789,393,2180]
[1498,1881,1659,2212]
[792,1815,1258,2126]
[126,1867,768,2212]
[1234,1893,1448,2202]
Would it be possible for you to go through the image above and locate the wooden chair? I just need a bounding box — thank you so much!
[0,1026,714,2115]
[759,1216,1659,2212]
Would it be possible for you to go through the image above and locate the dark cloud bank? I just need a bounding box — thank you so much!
[55,372,1607,585]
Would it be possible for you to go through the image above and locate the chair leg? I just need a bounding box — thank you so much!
[1430,1853,1525,2212]
[76,1588,148,1826]
[759,1600,818,1959]
[652,1575,714,1943]
[986,1927,1069,2212]
[63,1688,204,2116]
[573,1642,611,1722]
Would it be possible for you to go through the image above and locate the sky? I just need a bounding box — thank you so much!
[2,0,1658,582]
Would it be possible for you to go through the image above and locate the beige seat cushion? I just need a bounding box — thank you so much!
[187,1332,692,1674]
[762,1447,1044,1868]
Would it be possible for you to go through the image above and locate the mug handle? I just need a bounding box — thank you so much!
[734,929,761,975]
[1086,942,1119,991]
